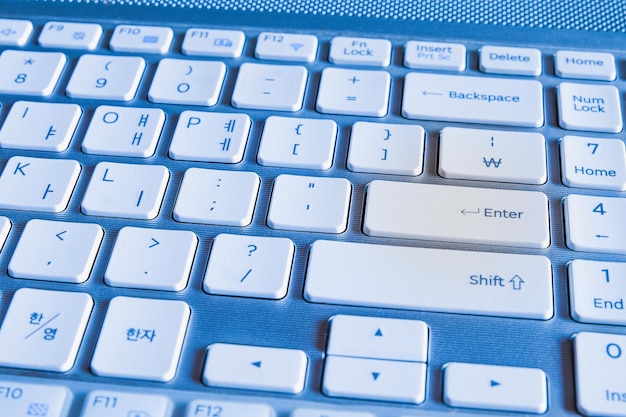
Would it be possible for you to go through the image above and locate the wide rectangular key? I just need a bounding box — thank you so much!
[364,181,550,248]
[0,288,93,372]
[39,21,102,50]
[186,400,274,417]
[82,390,172,417]
[90,296,190,381]
[0,381,71,417]
[305,240,553,319]
[402,73,544,127]
[109,25,173,54]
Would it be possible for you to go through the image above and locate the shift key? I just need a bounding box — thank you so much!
[364,181,550,249]
[402,73,544,127]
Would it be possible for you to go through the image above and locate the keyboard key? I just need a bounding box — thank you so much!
[82,390,172,417]
[0,156,80,213]
[561,135,626,191]
[81,162,169,220]
[256,32,318,62]
[105,227,198,291]
[0,19,33,46]
[9,219,103,284]
[203,343,307,394]
[173,168,260,226]
[327,315,428,362]
[479,46,542,76]
[557,82,622,133]
[347,122,424,175]
[364,181,550,248]
[564,194,626,254]
[402,73,544,127]
[257,116,337,170]
[316,67,391,117]
[232,63,307,111]
[182,28,245,58]
[0,381,71,417]
[569,260,626,326]
[66,54,145,101]
[292,409,375,417]
[443,362,548,413]
[187,399,274,417]
[0,288,93,372]
[0,216,10,252]
[109,24,173,53]
[0,50,66,96]
[91,297,190,382]
[574,332,626,416]
[204,233,294,299]
[329,36,392,67]
[438,127,547,184]
[82,105,166,157]
[404,41,466,71]
[39,21,102,50]
[305,240,553,319]
[323,356,426,403]
[267,174,351,233]
[555,50,616,81]
[148,58,226,106]
[0,101,82,152]
[169,111,251,163]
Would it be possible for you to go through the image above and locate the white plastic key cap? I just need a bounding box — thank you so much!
[0,101,82,152]
[257,116,338,170]
[9,219,103,283]
[0,156,80,213]
[316,68,390,117]
[0,288,93,372]
[267,174,351,234]
[438,127,547,185]
[364,181,550,248]
[564,194,626,254]
[0,19,33,46]
[305,240,553,319]
[569,260,626,326]
[82,105,166,157]
[148,58,226,106]
[203,343,307,394]
[204,233,294,299]
[182,28,245,58]
[91,297,190,382]
[256,32,318,62]
[0,381,71,417]
[443,362,548,413]
[39,21,102,50]
[81,162,169,220]
[347,122,424,175]
[561,135,626,191]
[66,54,145,101]
[82,390,172,417]
[0,50,66,96]
[169,111,251,163]
[403,73,544,127]
[329,37,392,67]
[323,356,426,404]
[292,409,375,417]
[557,82,622,133]
[105,227,198,291]
[187,399,274,417]
[174,168,260,226]
[327,315,428,362]
[109,25,173,54]
[555,50,616,81]
[479,46,542,76]
[574,332,626,417]
[404,41,466,71]
[232,63,307,111]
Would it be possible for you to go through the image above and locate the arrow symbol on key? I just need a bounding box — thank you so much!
[596,235,610,239]
[56,231,67,241]
[461,208,480,215]
[372,372,381,381]
[251,361,262,368]
[422,90,444,96]
[149,238,160,248]
[490,380,501,387]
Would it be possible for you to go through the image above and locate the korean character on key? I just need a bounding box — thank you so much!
[30,312,44,325]
[140,329,156,343]
[126,328,140,341]
[43,328,57,341]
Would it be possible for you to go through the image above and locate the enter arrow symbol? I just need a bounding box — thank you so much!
[461,208,480,215]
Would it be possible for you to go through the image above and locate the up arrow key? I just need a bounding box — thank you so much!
[374,328,383,337]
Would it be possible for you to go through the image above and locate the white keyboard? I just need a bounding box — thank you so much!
[0,17,625,417]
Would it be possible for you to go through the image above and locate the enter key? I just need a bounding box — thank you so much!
[363,182,550,249]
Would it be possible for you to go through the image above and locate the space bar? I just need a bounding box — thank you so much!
[304,240,553,320]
